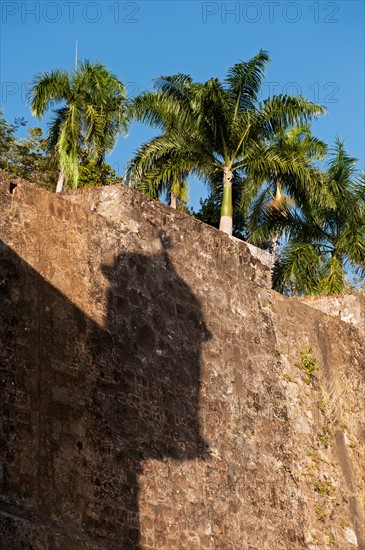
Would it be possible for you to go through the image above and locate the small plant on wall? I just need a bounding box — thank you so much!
[296,347,318,384]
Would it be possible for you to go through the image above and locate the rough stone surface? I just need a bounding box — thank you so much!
[298,295,365,333]
[0,175,364,550]
[230,236,273,271]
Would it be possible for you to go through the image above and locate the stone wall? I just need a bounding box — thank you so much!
[298,295,365,333]
[0,175,364,549]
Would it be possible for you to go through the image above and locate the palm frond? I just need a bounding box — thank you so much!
[225,49,270,114]
[27,69,71,118]
[29,60,129,187]
[259,94,327,135]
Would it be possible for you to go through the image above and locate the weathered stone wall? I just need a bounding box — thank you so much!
[0,176,364,550]
[298,295,365,333]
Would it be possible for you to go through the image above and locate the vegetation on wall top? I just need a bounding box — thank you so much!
[1,51,364,296]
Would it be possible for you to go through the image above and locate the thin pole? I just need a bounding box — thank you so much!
[75,39,78,69]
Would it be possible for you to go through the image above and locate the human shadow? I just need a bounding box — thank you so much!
[0,233,210,549]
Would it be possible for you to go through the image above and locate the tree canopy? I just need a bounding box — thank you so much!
[128,50,326,235]
[1,52,363,297]
[251,139,365,295]
[27,60,128,191]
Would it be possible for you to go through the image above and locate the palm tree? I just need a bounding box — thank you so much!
[193,177,248,239]
[127,51,326,234]
[245,125,327,257]
[28,60,128,192]
[259,139,365,295]
[127,81,193,208]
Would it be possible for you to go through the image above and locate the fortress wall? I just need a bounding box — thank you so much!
[0,176,364,549]
[298,295,365,333]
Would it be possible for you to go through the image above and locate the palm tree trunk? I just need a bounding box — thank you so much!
[170,192,177,209]
[219,166,233,235]
[56,169,65,193]
[270,233,279,258]
[275,185,282,203]
[270,182,283,262]
[270,183,282,257]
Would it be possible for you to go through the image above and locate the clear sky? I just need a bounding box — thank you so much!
[1,0,364,208]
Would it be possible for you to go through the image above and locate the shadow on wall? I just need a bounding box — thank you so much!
[0,234,211,549]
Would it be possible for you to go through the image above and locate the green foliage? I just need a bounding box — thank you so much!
[0,111,58,188]
[318,424,333,448]
[262,139,365,296]
[296,347,317,383]
[3,55,364,298]
[246,124,327,254]
[306,449,322,463]
[0,111,19,164]
[127,51,325,233]
[314,504,327,522]
[312,479,336,497]
[28,60,129,189]
[339,517,349,528]
[0,110,121,190]
[77,152,123,189]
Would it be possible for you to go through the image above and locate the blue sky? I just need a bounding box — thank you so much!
[1,0,364,208]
